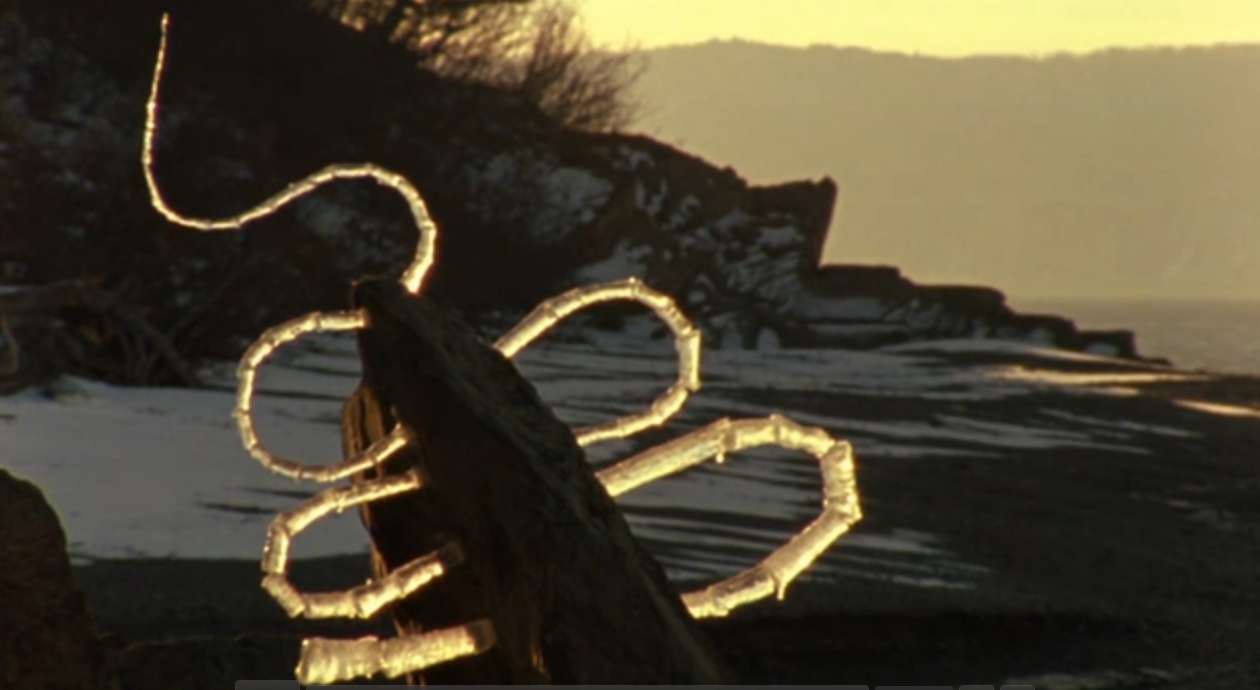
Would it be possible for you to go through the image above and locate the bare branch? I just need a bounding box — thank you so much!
[306,0,642,131]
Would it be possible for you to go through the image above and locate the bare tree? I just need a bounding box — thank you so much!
[307,0,526,51]
[305,0,643,131]
[496,0,644,132]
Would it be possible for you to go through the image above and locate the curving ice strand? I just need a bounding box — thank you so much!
[255,467,495,684]
[232,310,417,482]
[144,12,862,685]
[297,622,497,686]
[145,15,487,683]
[495,277,702,445]
[596,415,861,618]
[144,14,437,295]
[259,470,438,617]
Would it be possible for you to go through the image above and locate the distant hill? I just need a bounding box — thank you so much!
[634,41,1260,301]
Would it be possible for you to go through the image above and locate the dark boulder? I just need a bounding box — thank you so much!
[0,469,117,689]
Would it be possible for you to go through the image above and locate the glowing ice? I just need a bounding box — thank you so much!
[145,13,862,684]
[496,277,702,446]
[296,622,496,685]
[144,17,436,296]
[597,415,860,617]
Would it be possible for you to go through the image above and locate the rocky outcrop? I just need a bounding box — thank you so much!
[343,280,728,684]
[0,0,1145,391]
[0,469,117,689]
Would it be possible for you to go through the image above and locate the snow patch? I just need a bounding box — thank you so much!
[757,224,802,250]
[663,194,702,232]
[294,194,401,270]
[1173,399,1260,419]
[474,151,613,243]
[885,338,1160,366]
[634,179,668,216]
[1027,327,1057,345]
[572,239,652,284]
[991,367,1204,388]
[755,327,781,350]
[714,208,754,232]
[1084,342,1122,357]
[0,378,362,560]
[615,144,655,172]
[539,166,612,231]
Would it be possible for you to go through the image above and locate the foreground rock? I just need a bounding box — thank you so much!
[1,0,1142,392]
[0,469,116,689]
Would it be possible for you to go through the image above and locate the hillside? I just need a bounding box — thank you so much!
[1,0,1156,393]
[637,41,1260,300]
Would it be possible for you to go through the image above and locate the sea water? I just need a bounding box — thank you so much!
[1020,298,1260,375]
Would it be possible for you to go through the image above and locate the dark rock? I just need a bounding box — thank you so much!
[0,469,117,689]
[808,264,912,296]
[341,279,729,684]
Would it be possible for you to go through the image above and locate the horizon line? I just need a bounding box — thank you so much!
[640,37,1260,60]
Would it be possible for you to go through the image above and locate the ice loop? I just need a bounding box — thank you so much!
[144,13,862,685]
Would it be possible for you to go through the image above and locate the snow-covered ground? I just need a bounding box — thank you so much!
[0,334,1231,594]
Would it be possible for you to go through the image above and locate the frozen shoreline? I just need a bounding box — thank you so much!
[2,337,1214,577]
[5,337,1260,687]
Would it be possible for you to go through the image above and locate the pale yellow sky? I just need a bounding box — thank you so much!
[576,0,1260,55]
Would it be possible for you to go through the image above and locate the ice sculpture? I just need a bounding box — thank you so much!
[143,14,861,685]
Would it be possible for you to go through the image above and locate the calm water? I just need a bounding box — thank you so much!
[1019,299,1260,375]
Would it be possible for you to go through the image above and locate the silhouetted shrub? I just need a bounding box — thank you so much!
[305,0,643,131]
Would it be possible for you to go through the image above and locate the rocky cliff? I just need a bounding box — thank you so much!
[0,0,1144,390]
